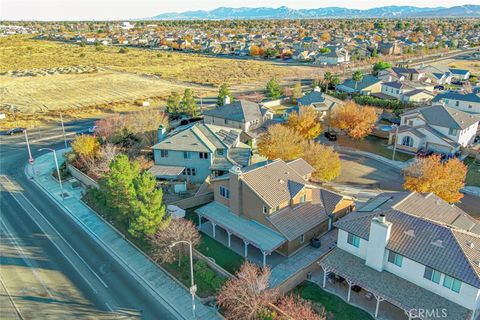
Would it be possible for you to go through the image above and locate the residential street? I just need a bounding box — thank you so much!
[0,123,181,319]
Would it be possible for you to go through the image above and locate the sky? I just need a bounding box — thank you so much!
[1,0,476,21]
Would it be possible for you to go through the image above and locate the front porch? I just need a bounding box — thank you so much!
[318,248,473,320]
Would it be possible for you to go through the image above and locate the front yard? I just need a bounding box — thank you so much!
[296,282,373,320]
[465,156,480,187]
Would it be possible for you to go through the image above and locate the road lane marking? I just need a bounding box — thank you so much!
[105,302,114,312]
[0,176,105,294]
[0,219,54,298]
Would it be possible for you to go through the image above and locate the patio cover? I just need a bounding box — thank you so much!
[319,248,472,320]
[148,165,185,179]
[195,201,287,253]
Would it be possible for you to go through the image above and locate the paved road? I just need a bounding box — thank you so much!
[0,121,179,319]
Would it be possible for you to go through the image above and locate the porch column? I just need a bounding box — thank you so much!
[373,294,384,318]
[198,215,202,230]
[243,241,249,257]
[262,251,267,268]
[227,231,232,247]
[406,311,413,320]
[212,223,216,238]
[347,280,353,302]
[322,268,328,288]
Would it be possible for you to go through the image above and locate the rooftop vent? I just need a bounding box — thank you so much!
[378,214,386,224]
[279,179,285,184]
[404,229,415,237]
[467,241,475,249]
[431,239,444,248]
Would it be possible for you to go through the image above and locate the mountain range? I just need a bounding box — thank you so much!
[151,5,480,20]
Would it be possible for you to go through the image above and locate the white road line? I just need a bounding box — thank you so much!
[105,302,114,312]
[0,176,104,294]
[18,131,78,145]
[0,219,54,298]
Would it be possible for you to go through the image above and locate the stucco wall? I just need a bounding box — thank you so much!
[153,149,212,184]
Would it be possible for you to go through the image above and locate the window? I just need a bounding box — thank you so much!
[300,234,305,244]
[401,136,414,147]
[191,168,196,176]
[347,233,360,248]
[387,251,403,267]
[396,89,399,94]
[217,149,225,156]
[469,104,473,109]
[271,206,279,213]
[455,101,459,107]
[160,150,168,158]
[300,195,306,203]
[448,128,458,136]
[424,266,441,284]
[199,152,208,159]
[183,168,196,176]
[263,206,268,214]
[224,119,229,124]
[183,151,193,159]
[408,120,413,126]
[443,275,462,293]
[219,186,230,199]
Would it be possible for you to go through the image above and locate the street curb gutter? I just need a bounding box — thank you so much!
[25,165,190,320]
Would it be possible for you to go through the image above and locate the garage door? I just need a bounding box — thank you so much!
[426,142,454,154]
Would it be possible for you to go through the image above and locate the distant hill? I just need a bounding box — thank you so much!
[150,5,480,20]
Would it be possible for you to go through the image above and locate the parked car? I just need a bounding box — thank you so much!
[416,148,434,158]
[6,127,25,135]
[324,131,337,141]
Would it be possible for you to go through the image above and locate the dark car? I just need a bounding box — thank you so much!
[6,127,25,135]
[416,148,434,158]
[434,85,445,91]
[324,131,337,141]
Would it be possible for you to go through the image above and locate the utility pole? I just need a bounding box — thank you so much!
[170,241,196,318]
[39,148,65,200]
[392,124,399,161]
[60,112,68,149]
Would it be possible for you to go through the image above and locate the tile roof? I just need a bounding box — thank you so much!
[286,158,315,177]
[335,192,480,288]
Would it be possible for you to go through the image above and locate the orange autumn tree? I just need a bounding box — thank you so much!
[286,106,322,140]
[302,141,341,182]
[257,124,304,161]
[330,101,377,140]
[403,155,467,203]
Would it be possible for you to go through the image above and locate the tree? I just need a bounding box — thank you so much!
[166,91,182,118]
[257,124,304,161]
[330,101,377,140]
[302,142,341,182]
[265,77,282,100]
[286,106,322,140]
[320,32,331,42]
[71,135,100,161]
[125,110,169,146]
[217,262,278,320]
[95,114,127,142]
[403,155,467,203]
[323,72,333,90]
[180,88,199,118]
[291,82,303,104]
[352,71,364,90]
[83,143,118,179]
[150,219,200,265]
[277,294,325,320]
[217,83,233,106]
[373,61,392,75]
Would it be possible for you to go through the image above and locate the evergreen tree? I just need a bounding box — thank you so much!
[265,77,282,100]
[217,83,232,106]
[181,88,199,118]
[352,71,364,90]
[166,91,181,118]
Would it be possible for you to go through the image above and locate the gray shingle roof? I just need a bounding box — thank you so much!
[202,100,267,123]
[404,105,479,130]
[335,192,480,288]
[432,92,480,104]
[338,75,382,91]
[286,158,315,177]
[297,91,325,106]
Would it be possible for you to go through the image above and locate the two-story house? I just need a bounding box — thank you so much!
[314,46,350,65]
[380,81,434,103]
[195,159,354,266]
[283,88,344,120]
[150,123,251,183]
[432,92,480,115]
[388,105,479,154]
[336,75,383,96]
[320,192,480,320]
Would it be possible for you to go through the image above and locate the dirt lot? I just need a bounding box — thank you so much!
[428,57,480,75]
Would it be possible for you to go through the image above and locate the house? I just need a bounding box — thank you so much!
[388,105,479,154]
[202,99,273,134]
[379,81,434,103]
[336,75,383,95]
[283,88,344,119]
[195,159,354,266]
[314,46,350,65]
[418,65,452,85]
[150,123,252,183]
[449,68,471,81]
[378,67,427,83]
[320,191,480,320]
[378,41,403,55]
[432,92,480,115]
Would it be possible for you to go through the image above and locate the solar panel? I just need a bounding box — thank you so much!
[358,196,391,212]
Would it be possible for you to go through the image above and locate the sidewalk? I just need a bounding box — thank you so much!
[29,149,221,320]
[335,146,413,170]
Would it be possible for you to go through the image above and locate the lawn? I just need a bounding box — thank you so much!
[465,156,480,187]
[296,282,373,320]
[336,135,415,162]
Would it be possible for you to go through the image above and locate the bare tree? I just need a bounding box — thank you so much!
[84,143,119,178]
[276,294,325,320]
[217,262,278,320]
[149,218,200,265]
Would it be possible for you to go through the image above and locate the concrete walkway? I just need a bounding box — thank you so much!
[29,149,221,320]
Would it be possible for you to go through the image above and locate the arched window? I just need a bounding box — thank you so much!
[401,136,414,147]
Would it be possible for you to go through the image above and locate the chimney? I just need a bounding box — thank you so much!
[223,95,231,105]
[157,125,167,143]
[313,86,321,92]
[365,214,392,272]
[229,166,243,215]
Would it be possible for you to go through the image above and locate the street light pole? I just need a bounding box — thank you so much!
[24,129,36,177]
[169,240,196,318]
[38,148,65,200]
[392,124,399,161]
[60,112,68,149]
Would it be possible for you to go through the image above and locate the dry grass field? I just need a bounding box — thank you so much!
[0,35,320,129]
[428,57,480,75]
